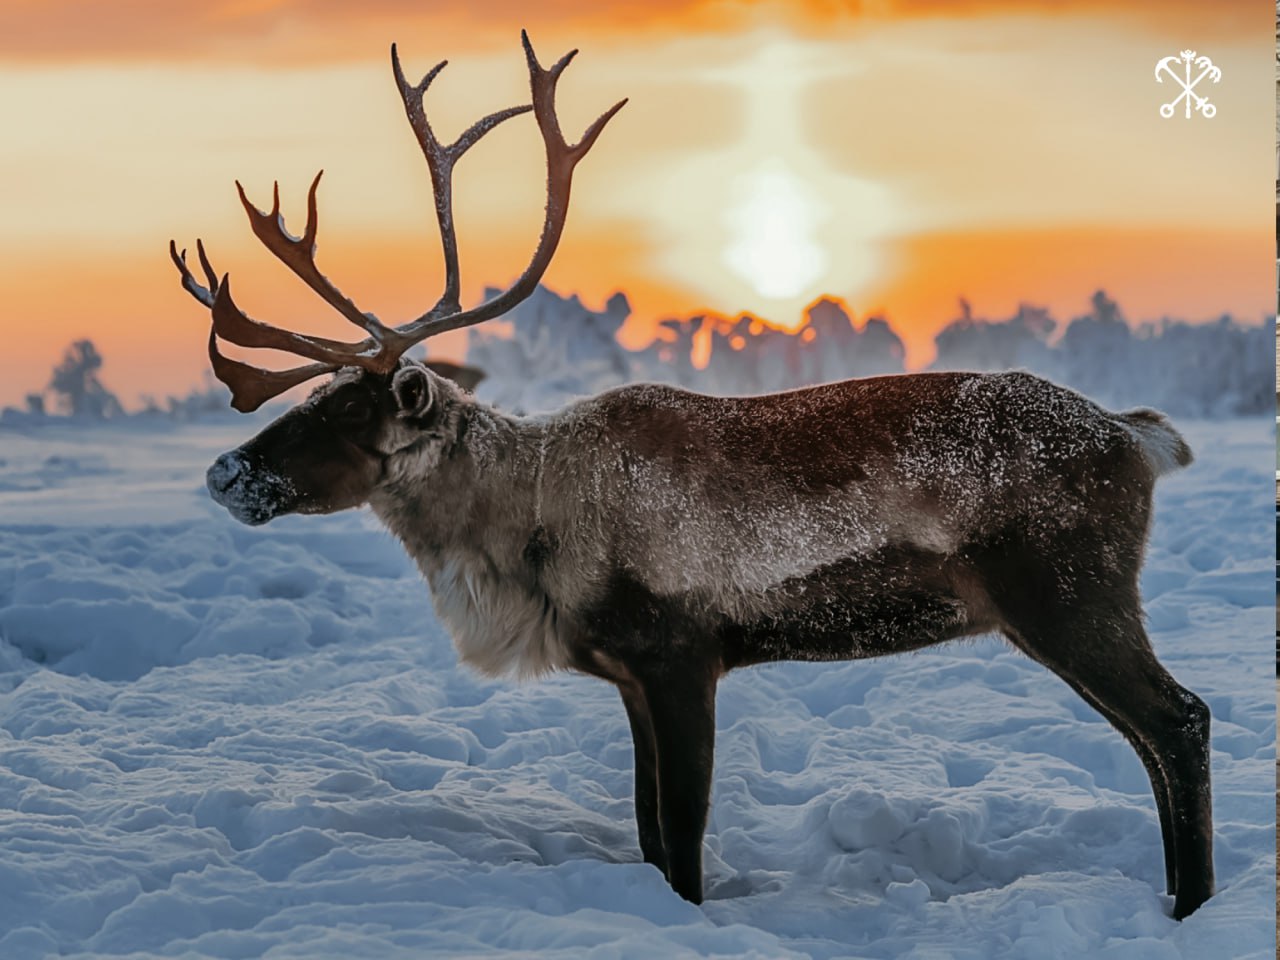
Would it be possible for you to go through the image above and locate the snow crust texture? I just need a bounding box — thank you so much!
[0,418,1273,959]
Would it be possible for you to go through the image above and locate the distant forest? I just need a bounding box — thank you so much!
[471,287,1274,418]
[6,287,1273,422]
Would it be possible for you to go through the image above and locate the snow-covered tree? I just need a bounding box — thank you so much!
[47,340,123,419]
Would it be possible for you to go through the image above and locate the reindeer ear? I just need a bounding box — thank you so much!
[391,364,435,419]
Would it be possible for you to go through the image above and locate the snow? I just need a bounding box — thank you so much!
[0,415,1273,958]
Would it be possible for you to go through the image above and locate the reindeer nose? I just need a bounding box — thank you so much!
[207,452,247,497]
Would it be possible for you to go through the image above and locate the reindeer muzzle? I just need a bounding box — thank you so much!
[206,451,296,526]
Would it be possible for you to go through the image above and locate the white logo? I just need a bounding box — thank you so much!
[1155,50,1220,119]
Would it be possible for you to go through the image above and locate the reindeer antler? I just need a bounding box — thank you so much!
[171,31,626,412]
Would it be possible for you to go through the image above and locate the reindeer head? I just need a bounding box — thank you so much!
[205,361,474,525]
[171,31,623,525]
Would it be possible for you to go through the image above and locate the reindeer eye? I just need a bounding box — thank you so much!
[335,396,372,424]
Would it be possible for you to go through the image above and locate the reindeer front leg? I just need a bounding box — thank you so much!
[637,659,718,904]
[619,685,666,874]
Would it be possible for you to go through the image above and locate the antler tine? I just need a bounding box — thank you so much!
[234,174,395,352]
[392,43,533,316]
[170,239,218,308]
[207,330,338,413]
[170,238,341,411]
[453,104,535,156]
[391,30,627,344]
[208,276,381,361]
[194,239,219,298]
[520,33,628,168]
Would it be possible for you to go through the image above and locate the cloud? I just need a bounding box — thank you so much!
[0,0,1265,64]
[0,0,713,64]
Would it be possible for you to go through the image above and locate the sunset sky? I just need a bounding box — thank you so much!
[0,0,1272,408]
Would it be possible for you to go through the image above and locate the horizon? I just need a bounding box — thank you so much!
[11,279,1270,415]
[0,1,1271,408]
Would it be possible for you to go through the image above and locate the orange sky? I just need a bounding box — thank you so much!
[0,0,1272,407]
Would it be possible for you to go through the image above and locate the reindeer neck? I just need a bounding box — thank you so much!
[369,401,573,680]
[369,400,547,578]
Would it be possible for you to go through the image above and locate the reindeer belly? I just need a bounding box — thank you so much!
[572,544,993,672]
[719,545,991,669]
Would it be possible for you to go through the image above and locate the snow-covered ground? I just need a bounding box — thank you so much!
[0,416,1273,959]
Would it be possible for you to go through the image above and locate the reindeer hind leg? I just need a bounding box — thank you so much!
[1001,603,1213,919]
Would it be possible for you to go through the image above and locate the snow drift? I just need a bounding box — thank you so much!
[0,403,1272,959]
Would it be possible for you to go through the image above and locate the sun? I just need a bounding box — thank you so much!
[722,159,827,301]
[606,32,906,329]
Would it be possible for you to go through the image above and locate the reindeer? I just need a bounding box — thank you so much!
[170,32,1214,920]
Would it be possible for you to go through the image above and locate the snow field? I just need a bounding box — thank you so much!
[0,418,1273,958]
